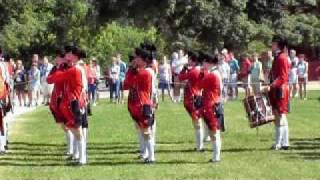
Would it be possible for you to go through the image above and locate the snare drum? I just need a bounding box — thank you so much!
[243,94,275,128]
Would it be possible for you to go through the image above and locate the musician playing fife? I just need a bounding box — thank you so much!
[264,36,290,150]
[178,51,204,152]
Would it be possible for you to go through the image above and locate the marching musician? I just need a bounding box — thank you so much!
[144,43,158,151]
[199,53,223,162]
[0,54,11,154]
[178,50,204,152]
[123,48,154,164]
[47,45,88,165]
[125,55,145,158]
[264,36,290,150]
[48,50,74,157]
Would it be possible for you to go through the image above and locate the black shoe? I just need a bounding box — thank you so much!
[199,149,205,152]
[208,159,220,163]
[194,148,205,152]
[4,145,8,150]
[281,146,289,150]
[143,158,155,164]
[66,155,74,161]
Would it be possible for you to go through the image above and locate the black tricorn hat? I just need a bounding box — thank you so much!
[203,53,218,64]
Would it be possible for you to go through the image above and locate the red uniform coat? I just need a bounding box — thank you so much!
[124,68,152,128]
[199,68,222,131]
[179,66,201,120]
[48,65,65,123]
[47,66,85,128]
[269,52,289,114]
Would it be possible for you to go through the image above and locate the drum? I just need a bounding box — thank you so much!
[243,94,275,128]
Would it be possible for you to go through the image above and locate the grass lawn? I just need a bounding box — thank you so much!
[1,91,320,179]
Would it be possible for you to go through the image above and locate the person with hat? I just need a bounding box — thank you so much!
[143,44,158,152]
[178,50,204,152]
[47,45,88,165]
[264,36,290,150]
[48,50,75,157]
[123,48,154,163]
[199,53,223,162]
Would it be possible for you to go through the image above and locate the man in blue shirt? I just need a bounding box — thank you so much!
[228,52,240,99]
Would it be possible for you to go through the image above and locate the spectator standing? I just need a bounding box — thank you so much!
[289,50,299,98]
[87,60,98,106]
[171,50,188,103]
[263,51,273,84]
[297,54,308,100]
[218,54,230,101]
[14,60,26,106]
[158,56,173,102]
[109,57,120,103]
[117,54,127,104]
[40,56,53,105]
[28,63,41,106]
[239,55,252,97]
[228,52,240,99]
[91,58,101,102]
[31,54,41,102]
[250,53,264,95]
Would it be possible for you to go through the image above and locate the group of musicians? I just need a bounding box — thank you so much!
[121,35,290,164]
[0,35,290,166]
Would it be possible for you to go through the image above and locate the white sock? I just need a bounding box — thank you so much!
[73,138,79,159]
[0,136,5,152]
[78,137,86,164]
[4,121,8,146]
[282,125,289,147]
[66,130,74,155]
[274,126,283,148]
[174,96,180,102]
[151,121,156,147]
[212,132,221,161]
[138,131,145,156]
[145,136,155,161]
[279,114,289,147]
[203,121,211,141]
[83,128,88,158]
[195,127,204,150]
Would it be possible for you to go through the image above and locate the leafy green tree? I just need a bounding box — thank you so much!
[88,22,163,67]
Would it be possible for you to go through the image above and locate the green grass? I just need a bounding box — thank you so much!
[1,91,320,179]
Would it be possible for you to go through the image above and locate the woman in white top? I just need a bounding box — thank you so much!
[159,56,173,102]
[297,54,308,100]
[289,50,299,98]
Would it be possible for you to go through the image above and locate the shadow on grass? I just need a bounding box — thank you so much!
[0,140,220,167]
[285,137,320,160]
